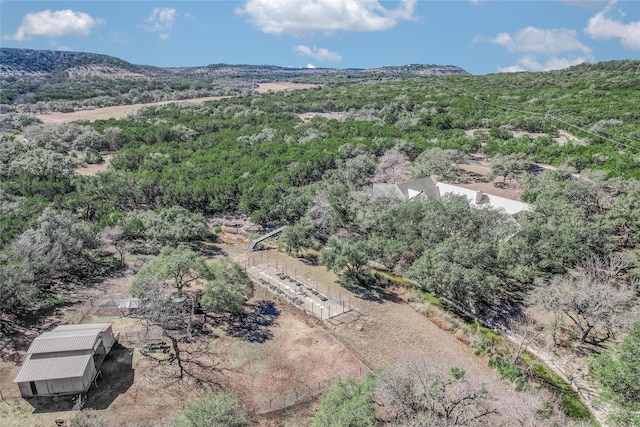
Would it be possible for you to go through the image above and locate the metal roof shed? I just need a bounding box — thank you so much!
[13,323,116,397]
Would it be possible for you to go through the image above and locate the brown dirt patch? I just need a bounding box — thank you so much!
[0,244,366,427]
[296,112,343,121]
[240,250,536,424]
[0,239,540,426]
[76,154,112,176]
[455,163,524,201]
[256,83,318,93]
[35,96,230,124]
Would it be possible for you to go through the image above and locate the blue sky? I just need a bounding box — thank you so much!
[1,0,639,75]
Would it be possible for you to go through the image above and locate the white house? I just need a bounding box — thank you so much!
[373,177,533,216]
[13,323,116,397]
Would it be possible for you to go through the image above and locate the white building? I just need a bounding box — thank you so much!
[373,177,533,216]
[13,323,116,397]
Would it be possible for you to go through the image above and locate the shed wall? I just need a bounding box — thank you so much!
[17,361,96,397]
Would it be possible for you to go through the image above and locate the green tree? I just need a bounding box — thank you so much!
[590,318,640,426]
[513,180,613,274]
[320,238,371,284]
[411,147,468,183]
[0,251,36,316]
[486,153,531,184]
[8,207,99,281]
[131,245,208,297]
[133,205,209,247]
[173,392,253,427]
[407,237,508,313]
[313,372,378,427]
[200,258,254,316]
[605,189,640,248]
[280,222,313,256]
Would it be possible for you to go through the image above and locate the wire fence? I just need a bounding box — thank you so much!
[70,298,139,324]
[246,256,352,321]
[116,327,166,344]
[254,366,370,414]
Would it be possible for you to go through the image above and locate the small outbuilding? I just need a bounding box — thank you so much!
[13,323,116,397]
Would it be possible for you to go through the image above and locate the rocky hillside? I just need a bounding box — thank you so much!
[0,48,468,106]
[0,48,162,81]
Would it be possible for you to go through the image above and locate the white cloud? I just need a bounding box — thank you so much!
[306,64,317,69]
[539,55,591,70]
[498,55,590,73]
[585,1,640,50]
[142,7,177,40]
[497,65,527,73]
[488,25,593,73]
[293,45,342,62]
[5,9,100,41]
[236,0,417,35]
[491,27,591,55]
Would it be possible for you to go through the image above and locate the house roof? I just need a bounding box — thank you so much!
[372,177,533,216]
[13,352,92,382]
[435,183,533,216]
[373,177,440,201]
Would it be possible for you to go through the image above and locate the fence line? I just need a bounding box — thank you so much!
[246,256,352,321]
[254,366,370,414]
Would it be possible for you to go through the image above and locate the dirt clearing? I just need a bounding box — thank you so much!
[256,83,318,93]
[35,96,229,124]
[0,244,366,427]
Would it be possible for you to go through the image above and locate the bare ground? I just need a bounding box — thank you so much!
[0,244,365,427]
[76,154,112,176]
[255,83,318,93]
[455,163,525,201]
[35,96,230,124]
[236,249,539,425]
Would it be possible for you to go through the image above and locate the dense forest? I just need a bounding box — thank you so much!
[1,49,640,425]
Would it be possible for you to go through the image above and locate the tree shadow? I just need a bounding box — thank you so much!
[342,282,402,304]
[340,274,403,304]
[0,321,34,363]
[192,241,226,258]
[27,342,134,413]
[225,300,280,343]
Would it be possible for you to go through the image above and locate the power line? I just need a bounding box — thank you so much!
[431,77,639,153]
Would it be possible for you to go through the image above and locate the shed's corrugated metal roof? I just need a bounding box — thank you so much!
[52,323,111,333]
[26,323,111,354]
[13,353,92,383]
[27,333,98,354]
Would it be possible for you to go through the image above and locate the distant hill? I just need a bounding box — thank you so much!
[0,48,165,80]
[168,62,469,79]
[0,48,468,83]
[0,48,469,106]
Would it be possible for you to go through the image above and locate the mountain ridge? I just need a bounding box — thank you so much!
[0,48,470,80]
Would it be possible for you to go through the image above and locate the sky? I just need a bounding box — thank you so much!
[1,0,639,75]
